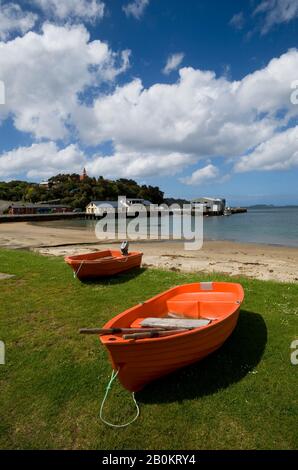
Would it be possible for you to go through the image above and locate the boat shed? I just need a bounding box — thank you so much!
[191,197,226,215]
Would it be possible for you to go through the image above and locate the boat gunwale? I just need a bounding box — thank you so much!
[65,251,143,265]
[100,282,244,346]
[103,316,238,353]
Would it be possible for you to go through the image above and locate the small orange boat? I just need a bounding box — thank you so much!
[100,282,244,391]
[65,249,143,279]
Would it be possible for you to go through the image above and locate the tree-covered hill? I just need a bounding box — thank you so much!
[0,174,164,209]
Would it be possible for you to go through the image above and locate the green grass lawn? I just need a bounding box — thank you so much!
[0,248,297,450]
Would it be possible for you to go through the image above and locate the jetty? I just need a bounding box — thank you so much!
[0,197,247,223]
[0,212,85,223]
[230,207,247,214]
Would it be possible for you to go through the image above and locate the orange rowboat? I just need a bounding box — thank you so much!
[100,282,244,392]
[64,250,143,280]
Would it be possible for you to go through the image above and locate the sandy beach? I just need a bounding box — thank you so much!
[0,221,297,282]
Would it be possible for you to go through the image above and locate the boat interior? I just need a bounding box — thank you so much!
[66,250,133,262]
[102,282,243,341]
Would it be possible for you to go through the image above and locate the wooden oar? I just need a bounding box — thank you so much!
[123,329,188,340]
[79,327,165,335]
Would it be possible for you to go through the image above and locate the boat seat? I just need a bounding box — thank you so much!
[167,299,200,318]
[141,317,211,329]
[169,292,236,302]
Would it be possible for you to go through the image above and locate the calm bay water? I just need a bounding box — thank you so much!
[42,207,298,247]
[203,207,298,247]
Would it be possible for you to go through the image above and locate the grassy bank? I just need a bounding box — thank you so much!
[0,248,297,449]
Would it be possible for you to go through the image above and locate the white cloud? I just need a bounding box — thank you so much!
[229,12,245,30]
[32,0,105,23]
[87,149,195,179]
[123,0,149,20]
[0,23,130,140]
[74,49,298,182]
[1,29,298,182]
[78,50,298,161]
[181,164,219,186]
[0,142,86,179]
[0,142,194,180]
[0,2,37,40]
[163,53,185,75]
[254,0,298,34]
[235,48,298,118]
[235,126,298,172]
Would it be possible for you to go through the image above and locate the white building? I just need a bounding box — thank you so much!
[86,201,119,216]
[86,198,153,216]
[118,197,152,216]
[39,180,50,189]
[191,197,226,214]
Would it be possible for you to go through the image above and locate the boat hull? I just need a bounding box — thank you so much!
[100,282,244,391]
[65,250,143,279]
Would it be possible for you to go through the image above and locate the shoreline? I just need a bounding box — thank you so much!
[0,221,297,283]
[28,218,298,249]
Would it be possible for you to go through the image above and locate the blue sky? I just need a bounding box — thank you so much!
[0,0,298,205]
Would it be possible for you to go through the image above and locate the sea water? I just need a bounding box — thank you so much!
[38,207,298,247]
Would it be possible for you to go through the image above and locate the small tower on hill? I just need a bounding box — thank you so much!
[80,168,88,181]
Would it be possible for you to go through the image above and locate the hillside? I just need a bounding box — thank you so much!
[0,175,164,210]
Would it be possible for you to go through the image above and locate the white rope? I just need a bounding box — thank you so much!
[116,256,129,263]
[99,368,140,428]
[74,260,84,278]
[74,256,128,277]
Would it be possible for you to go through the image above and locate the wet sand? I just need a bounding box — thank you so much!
[0,221,297,282]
